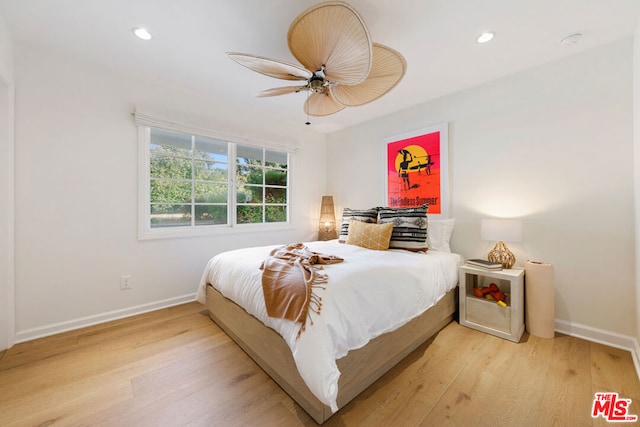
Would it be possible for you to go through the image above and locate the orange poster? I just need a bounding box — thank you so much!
[386,124,448,216]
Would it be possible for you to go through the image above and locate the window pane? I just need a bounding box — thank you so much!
[237,186,262,204]
[265,187,287,204]
[237,165,263,184]
[150,204,191,228]
[150,156,192,180]
[237,205,263,224]
[194,137,228,162]
[195,205,227,226]
[265,150,288,168]
[237,145,263,166]
[194,160,227,181]
[150,179,192,203]
[265,169,287,186]
[150,129,191,157]
[266,205,287,223]
[195,182,227,203]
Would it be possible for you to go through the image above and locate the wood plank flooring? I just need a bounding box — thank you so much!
[0,302,638,426]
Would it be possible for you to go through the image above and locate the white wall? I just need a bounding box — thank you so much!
[0,13,15,350]
[12,43,327,339]
[7,25,638,349]
[634,21,640,360]
[328,39,636,339]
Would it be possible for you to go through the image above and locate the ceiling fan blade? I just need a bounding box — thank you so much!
[288,2,372,86]
[331,43,406,107]
[227,52,313,81]
[257,85,307,97]
[304,91,345,117]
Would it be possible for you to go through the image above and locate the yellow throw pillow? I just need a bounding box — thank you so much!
[345,220,394,251]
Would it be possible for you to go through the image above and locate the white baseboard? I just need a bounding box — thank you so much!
[14,293,197,344]
[555,319,640,380]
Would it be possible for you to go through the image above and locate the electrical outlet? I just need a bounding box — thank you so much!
[120,275,133,290]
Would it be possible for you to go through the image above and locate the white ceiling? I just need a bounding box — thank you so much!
[1,0,639,133]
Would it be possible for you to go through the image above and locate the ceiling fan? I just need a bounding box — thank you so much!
[227,1,406,121]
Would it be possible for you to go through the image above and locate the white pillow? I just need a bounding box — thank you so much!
[428,218,455,252]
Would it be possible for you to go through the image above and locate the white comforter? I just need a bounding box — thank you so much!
[196,240,462,412]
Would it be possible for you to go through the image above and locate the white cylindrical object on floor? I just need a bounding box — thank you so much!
[524,260,555,338]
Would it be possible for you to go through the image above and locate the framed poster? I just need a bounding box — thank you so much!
[384,123,449,217]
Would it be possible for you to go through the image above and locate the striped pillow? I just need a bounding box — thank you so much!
[338,207,379,242]
[378,205,429,251]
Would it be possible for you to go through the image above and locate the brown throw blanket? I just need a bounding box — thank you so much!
[260,243,343,338]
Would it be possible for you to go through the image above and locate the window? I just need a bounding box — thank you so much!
[236,145,289,224]
[139,126,290,238]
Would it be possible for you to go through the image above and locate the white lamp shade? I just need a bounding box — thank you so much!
[481,219,522,242]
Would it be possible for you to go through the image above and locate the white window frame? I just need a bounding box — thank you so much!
[135,113,296,240]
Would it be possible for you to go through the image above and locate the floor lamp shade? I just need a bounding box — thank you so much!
[318,196,337,241]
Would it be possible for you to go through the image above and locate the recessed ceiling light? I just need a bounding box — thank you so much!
[476,31,495,44]
[133,27,152,41]
[560,33,582,47]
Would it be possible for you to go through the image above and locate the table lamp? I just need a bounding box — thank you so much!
[481,218,522,269]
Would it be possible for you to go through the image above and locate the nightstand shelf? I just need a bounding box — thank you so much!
[459,265,525,343]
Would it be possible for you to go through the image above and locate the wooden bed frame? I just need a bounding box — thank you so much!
[205,284,457,423]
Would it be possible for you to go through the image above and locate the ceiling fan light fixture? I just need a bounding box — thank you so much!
[309,77,325,93]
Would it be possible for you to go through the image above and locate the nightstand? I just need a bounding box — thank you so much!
[459,265,525,343]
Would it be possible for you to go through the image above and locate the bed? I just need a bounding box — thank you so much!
[196,226,462,423]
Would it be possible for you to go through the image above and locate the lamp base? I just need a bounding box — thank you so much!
[318,230,337,241]
[488,241,516,269]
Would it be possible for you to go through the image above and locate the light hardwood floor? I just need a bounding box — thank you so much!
[0,302,638,426]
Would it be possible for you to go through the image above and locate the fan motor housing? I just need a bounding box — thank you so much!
[308,76,326,93]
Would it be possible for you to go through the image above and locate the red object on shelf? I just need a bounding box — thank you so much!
[473,284,506,303]
[491,291,506,302]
